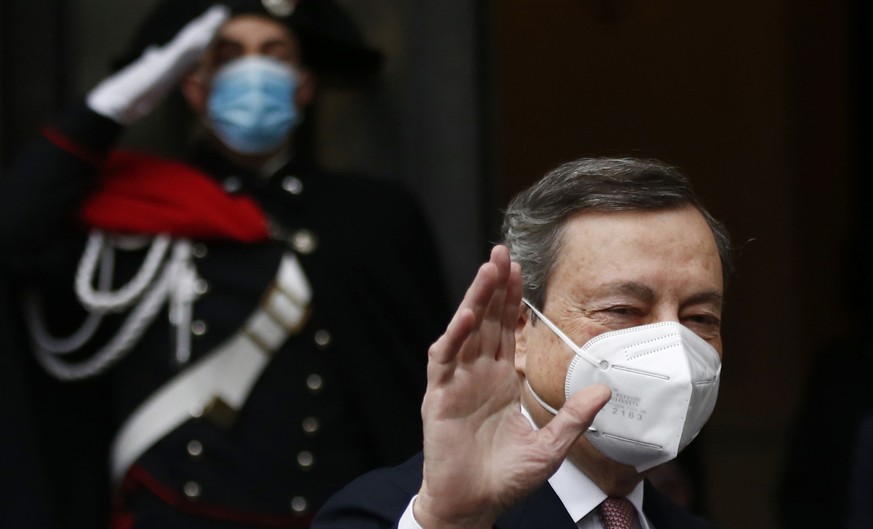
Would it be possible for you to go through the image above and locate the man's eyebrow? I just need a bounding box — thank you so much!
[594,281,656,302]
[591,282,724,307]
[261,37,293,47]
[213,36,242,47]
[684,290,724,308]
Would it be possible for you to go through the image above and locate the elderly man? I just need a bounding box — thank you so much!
[0,1,446,528]
[313,157,731,529]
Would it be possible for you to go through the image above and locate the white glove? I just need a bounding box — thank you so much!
[87,5,230,125]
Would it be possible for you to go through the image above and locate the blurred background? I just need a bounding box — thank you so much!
[2,1,871,528]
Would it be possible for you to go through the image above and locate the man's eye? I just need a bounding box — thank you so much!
[211,42,243,67]
[597,307,644,324]
[682,314,721,336]
[684,314,720,325]
[605,307,640,316]
[214,52,240,67]
[594,307,644,330]
[262,43,298,64]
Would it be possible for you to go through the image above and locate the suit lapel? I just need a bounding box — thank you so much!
[642,481,712,528]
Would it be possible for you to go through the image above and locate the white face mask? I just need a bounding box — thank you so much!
[522,300,721,472]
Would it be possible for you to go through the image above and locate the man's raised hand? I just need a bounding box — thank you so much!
[87,4,229,124]
[414,246,611,529]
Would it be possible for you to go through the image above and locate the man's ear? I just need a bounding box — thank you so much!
[181,71,209,116]
[295,68,316,108]
[514,303,530,375]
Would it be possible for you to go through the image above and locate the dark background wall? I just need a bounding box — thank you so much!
[2,1,870,529]
[487,1,870,528]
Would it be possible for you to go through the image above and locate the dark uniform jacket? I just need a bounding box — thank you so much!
[312,453,715,529]
[0,105,448,529]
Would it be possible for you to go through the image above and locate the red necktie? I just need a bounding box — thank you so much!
[599,497,636,529]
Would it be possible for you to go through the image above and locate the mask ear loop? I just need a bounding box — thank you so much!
[520,299,599,432]
[522,299,602,368]
[523,373,600,434]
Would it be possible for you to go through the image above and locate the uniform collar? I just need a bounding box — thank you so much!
[190,140,317,189]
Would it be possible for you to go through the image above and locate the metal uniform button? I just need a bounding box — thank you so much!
[282,176,303,195]
[302,417,320,436]
[313,329,331,349]
[222,176,242,193]
[305,374,323,393]
[194,279,209,295]
[297,450,315,470]
[290,229,318,254]
[290,496,308,514]
[192,243,208,259]
[187,440,204,459]
[183,481,202,500]
[191,320,208,336]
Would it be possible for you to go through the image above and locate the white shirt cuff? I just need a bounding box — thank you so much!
[399,494,424,529]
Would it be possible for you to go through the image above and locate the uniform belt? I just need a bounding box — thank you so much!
[110,252,311,484]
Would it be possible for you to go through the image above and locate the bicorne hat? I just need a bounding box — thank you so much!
[115,0,382,77]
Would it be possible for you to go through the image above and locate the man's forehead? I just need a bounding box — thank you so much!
[550,206,723,293]
[217,14,297,42]
[557,206,715,250]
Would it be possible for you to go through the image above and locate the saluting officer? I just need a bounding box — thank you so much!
[0,1,448,528]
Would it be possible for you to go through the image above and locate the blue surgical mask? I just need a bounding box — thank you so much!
[207,56,301,155]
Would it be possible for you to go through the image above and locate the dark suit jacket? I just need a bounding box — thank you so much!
[847,413,873,529]
[312,453,714,529]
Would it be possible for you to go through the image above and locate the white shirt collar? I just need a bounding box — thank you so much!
[520,405,650,528]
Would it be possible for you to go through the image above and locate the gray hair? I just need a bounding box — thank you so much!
[501,157,733,310]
